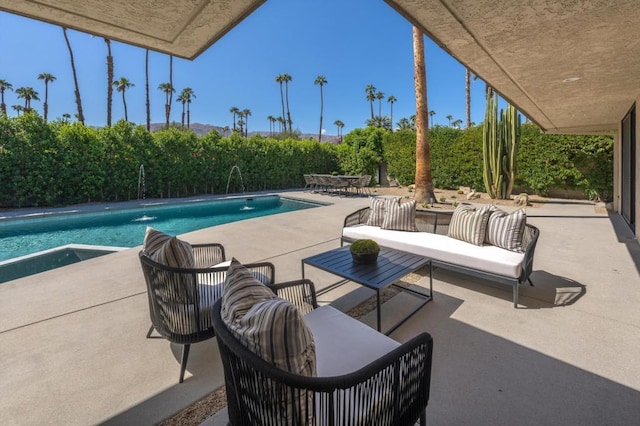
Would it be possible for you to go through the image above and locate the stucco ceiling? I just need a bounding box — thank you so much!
[0,0,637,134]
[0,0,266,60]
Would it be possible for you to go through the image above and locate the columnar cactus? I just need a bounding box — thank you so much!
[483,89,520,199]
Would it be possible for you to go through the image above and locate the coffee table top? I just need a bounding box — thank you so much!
[302,246,429,291]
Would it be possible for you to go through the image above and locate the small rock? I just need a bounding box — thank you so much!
[467,190,480,200]
[514,193,529,206]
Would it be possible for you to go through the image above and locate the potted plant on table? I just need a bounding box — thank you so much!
[350,239,380,265]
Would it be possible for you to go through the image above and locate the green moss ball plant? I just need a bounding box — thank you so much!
[350,239,380,264]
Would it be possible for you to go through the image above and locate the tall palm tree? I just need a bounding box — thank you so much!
[387,95,397,131]
[412,26,435,203]
[237,111,245,136]
[275,75,286,133]
[168,55,174,119]
[62,27,84,124]
[242,108,251,137]
[376,91,385,118]
[334,119,344,143]
[104,39,113,126]
[158,82,174,127]
[465,68,471,128]
[365,84,376,120]
[12,105,23,116]
[176,92,186,129]
[181,87,195,130]
[277,116,285,134]
[283,74,293,132]
[222,126,230,137]
[0,80,13,116]
[145,49,150,131]
[314,75,327,142]
[37,73,56,121]
[428,110,436,127]
[267,115,276,136]
[230,106,239,132]
[113,77,134,122]
[452,119,463,128]
[446,114,453,126]
[15,87,39,112]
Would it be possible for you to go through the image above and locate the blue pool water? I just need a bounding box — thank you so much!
[0,195,319,263]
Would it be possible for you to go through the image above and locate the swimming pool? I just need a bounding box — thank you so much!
[0,195,320,281]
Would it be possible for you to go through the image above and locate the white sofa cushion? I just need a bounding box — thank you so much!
[343,225,525,278]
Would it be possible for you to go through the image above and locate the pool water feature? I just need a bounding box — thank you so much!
[0,195,320,281]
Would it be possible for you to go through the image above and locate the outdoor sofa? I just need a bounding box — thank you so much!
[341,198,540,307]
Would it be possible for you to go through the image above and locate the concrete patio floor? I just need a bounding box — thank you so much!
[1,191,639,425]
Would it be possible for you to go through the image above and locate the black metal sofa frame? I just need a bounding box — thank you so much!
[212,279,434,425]
[342,207,540,308]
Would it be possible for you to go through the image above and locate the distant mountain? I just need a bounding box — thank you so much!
[148,122,341,143]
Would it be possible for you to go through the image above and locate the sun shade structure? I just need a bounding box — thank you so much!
[0,0,266,60]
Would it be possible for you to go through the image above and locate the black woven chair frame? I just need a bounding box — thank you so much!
[212,289,433,426]
[139,247,275,383]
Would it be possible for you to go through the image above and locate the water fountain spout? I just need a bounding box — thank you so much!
[137,164,146,200]
[225,165,245,195]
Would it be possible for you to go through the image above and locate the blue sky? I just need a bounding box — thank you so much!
[0,0,488,135]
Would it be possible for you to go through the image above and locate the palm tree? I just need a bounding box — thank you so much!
[446,115,453,126]
[365,84,376,120]
[428,110,436,127]
[242,108,251,137]
[37,72,56,121]
[452,119,463,128]
[176,92,186,129]
[412,26,435,203]
[283,74,293,131]
[168,55,174,119]
[334,119,344,143]
[277,116,285,134]
[104,39,113,126]
[396,117,413,130]
[145,49,150,131]
[0,80,13,116]
[62,112,71,121]
[387,95,397,131]
[230,106,239,132]
[12,105,23,116]
[267,115,276,136]
[113,77,134,122]
[222,126,230,137]
[158,82,174,127]
[275,75,286,133]
[15,87,40,112]
[183,87,195,129]
[376,91,385,118]
[366,115,391,130]
[314,75,327,142]
[237,112,245,136]
[62,27,84,124]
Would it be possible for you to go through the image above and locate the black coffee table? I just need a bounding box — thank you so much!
[302,246,432,335]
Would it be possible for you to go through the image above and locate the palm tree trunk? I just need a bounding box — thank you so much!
[465,68,471,128]
[43,82,49,121]
[318,86,324,142]
[279,83,286,133]
[122,90,128,121]
[105,38,113,126]
[187,104,190,129]
[285,83,292,132]
[412,26,435,203]
[63,27,84,124]
[181,103,185,129]
[145,49,150,131]
[167,55,173,126]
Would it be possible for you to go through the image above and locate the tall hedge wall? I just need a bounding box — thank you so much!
[0,114,338,208]
[384,124,613,201]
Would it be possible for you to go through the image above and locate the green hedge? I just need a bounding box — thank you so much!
[0,114,338,207]
[383,124,613,201]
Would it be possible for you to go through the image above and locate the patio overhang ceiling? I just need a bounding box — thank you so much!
[1,1,638,135]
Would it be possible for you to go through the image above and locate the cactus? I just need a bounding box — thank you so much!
[483,89,520,199]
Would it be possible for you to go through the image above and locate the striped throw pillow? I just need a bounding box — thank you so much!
[367,197,398,227]
[143,226,171,255]
[485,207,527,252]
[381,199,418,231]
[447,204,492,245]
[151,235,194,268]
[221,258,275,323]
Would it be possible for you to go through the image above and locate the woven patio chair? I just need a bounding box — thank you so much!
[139,249,275,383]
[213,279,434,425]
[351,174,372,196]
[303,174,317,192]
